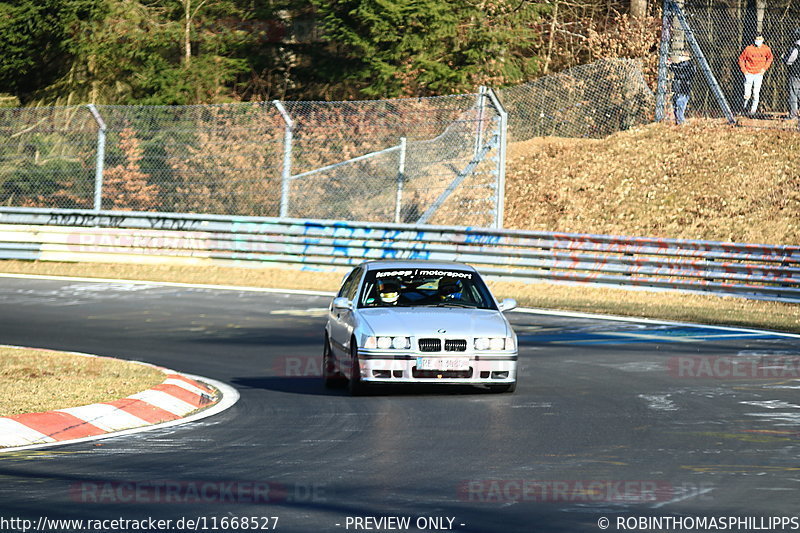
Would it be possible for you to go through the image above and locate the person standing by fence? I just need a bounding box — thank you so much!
[782,29,800,120]
[669,53,696,125]
[738,36,773,116]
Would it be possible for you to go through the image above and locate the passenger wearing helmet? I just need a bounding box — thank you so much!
[438,277,463,301]
[377,279,401,305]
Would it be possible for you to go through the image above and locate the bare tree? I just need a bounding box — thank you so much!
[179,0,210,66]
[631,0,647,18]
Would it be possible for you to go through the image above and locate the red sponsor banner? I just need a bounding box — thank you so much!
[667,355,800,379]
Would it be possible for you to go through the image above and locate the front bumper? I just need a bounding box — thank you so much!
[356,350,518,384]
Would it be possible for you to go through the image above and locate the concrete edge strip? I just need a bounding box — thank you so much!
[0,346,239,453]
[1,271,798,339]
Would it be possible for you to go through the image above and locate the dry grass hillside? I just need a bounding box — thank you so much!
[505,120,800,244]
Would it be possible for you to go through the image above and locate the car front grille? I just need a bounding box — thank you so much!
[444,339,467,352]
[418,338,442,352]
[418,338,467,352]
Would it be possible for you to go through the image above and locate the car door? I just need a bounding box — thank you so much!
[328,266,363,358]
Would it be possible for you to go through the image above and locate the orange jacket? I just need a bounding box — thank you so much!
[739,44,773,74]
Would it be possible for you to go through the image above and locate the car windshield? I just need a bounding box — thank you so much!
[358,268,497,310]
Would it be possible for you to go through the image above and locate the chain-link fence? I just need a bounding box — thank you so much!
[499,59,655,141]
[1,59,658,228]
[0,94,507,227]
[657,0,800,128]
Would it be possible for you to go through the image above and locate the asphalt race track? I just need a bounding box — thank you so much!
[0,276,799,533]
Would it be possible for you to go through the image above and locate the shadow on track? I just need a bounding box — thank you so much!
[231,376,507,397]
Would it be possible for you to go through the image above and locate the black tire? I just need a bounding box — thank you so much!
[347,341,367,396]
[323,336,345,388]
[490,381,517,394]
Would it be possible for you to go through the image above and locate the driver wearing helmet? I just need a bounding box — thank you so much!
[377,279,401,305]
[438,277,463,301]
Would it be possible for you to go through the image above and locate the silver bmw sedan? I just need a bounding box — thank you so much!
[323,260,518,395]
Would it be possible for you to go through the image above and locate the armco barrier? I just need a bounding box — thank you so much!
[0,207,799,303]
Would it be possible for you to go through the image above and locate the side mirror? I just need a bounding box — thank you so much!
[333,297,353,310]
[498,298,517,312]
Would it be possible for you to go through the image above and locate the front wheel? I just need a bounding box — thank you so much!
[348,342,367,396]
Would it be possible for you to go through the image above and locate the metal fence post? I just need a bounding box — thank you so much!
[655,0,673,122]
[487,89,508,229]
[474,86,487,159]
[86,104,106,212]
[394,137,407,224]
[273,100,294,218]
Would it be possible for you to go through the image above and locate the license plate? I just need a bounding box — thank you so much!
[416,357,469,371]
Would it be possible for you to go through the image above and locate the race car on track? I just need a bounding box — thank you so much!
[323,260,518,395]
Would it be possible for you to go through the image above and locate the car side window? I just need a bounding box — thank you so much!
[344,268,363,301]
[338,267,362,300]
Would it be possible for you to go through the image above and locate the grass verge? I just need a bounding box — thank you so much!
[1,260,799,334]
[0,345,165,417]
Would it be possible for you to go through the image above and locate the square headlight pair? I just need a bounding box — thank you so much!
[474,337,515,351]
[364,336,411,350]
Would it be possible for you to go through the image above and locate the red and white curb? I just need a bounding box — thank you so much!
[0,348,239,451]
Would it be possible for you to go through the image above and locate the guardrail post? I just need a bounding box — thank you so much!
[86,104,106,212]
[394,137,407,224]
[273,100,294,218]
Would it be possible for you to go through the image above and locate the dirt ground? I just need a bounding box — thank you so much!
[505,120,800,244]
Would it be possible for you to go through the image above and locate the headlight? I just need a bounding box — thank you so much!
[366,336,411,350]
[489,337,505,351]
[474,337,514,351]
[392,336,410,349]
[377,336,392,350]
[474,337,490,351]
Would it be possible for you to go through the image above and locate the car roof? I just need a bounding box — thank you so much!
[360,260,478,273]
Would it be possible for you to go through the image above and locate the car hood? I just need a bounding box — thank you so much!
[358,307,511,337]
